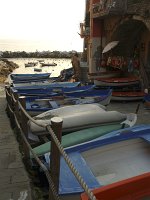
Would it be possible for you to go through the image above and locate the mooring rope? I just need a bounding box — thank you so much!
[6,87,97,200]
[13,110,61,200]
[18,101,97,200]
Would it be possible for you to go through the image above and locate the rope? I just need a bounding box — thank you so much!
[46,125,97,200]
[16,102,97,199]
[11,92,17,103]
[13,112,61,200]
[5,88,12,97]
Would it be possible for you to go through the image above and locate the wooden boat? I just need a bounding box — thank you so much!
[10,73,51,81]
[94,76,140,87]
[13,82,81,89]
[41,62,57,67]
[12,81,81,89]
[24,62,38,67]
[24,90,112,116]
[88,70,121,80]
[28,103,137,135]
[81,172,150,200]
[112,91,145,101]
[34,67,42,72]
[32,118,139,157]
[38,124,150,200]
[12,85,95,95]
[144,94,150,109]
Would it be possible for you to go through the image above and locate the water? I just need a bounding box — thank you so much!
[8,58,72,77]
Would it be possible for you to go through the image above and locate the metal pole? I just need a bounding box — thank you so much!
[49,117,63,199]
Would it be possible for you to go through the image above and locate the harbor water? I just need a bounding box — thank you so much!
[8,57,72,77]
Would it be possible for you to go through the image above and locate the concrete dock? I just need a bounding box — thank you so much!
[0,84,32,200]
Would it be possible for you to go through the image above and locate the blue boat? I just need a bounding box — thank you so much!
[23,89,111,116]
[10,73,51,81]
[12,81,81,89]
[11,84,95,95]
[37,124,150,200]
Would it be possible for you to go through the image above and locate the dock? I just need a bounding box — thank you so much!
[0,84,32,200]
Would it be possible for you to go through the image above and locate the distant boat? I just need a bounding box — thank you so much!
[34,67,42,72]
[41,62,57,67]
[25,62,38,67]
[37,59,44,63]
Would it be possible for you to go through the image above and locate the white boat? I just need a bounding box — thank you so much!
[28,103,137,135]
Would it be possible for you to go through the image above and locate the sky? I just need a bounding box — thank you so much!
[0,0,85,52]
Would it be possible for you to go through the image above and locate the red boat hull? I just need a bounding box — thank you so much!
[81,172,150,200]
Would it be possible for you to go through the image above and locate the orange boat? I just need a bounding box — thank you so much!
[88,70,121,80]
[81,172,150,200]
[112,91,145,101]
[94,76,140,87]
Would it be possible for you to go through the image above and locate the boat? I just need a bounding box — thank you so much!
[88,70,121,80]
[12,81,81,89]
[25,62,38,67]
[10,73,51,81]
[41,62,57,67]
[32,117,138,157]
[36,124,150,200]
[112,91,145,101]
[28,103,137,135]
[12,84,95,95]
[64,88,112,105]
[94,76,140,87]
[37,59,44,63]
[24,89,111,116]
[81,172,150,200]
[144,94,150,109]
[34,67,42,72]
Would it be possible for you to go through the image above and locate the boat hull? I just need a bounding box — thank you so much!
[94,76,140,87]
[88,70,121,80]
[112,91,145,101]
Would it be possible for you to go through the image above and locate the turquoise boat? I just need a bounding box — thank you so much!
[32,122,134,157]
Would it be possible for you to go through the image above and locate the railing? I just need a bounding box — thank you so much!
[5,86,97,200]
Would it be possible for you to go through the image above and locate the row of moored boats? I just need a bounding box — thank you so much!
[5,71,150,200]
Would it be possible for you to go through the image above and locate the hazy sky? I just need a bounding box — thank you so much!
[0,0,85,52]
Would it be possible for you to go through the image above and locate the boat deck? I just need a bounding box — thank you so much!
[0,85,32,199]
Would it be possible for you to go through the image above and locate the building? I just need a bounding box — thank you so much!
[80,0,150,88]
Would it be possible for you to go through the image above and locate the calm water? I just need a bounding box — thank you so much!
[8,58,72,77]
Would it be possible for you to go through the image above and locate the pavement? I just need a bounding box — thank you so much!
[0,84,32,200]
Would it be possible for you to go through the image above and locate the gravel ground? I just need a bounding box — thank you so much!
[107,101,150,125]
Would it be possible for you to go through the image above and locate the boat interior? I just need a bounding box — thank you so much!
[81,138,150,186]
